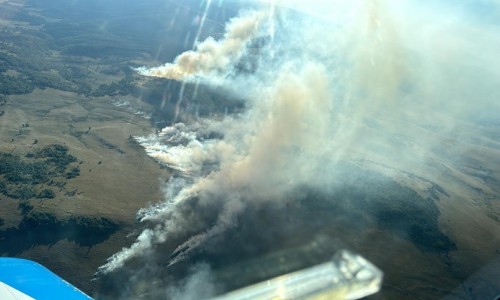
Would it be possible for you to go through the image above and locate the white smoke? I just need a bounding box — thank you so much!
[136,9,269,81]
[98,0,500,281]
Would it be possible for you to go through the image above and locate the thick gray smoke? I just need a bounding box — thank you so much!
[98,0,500,295]
[165,263,217,300]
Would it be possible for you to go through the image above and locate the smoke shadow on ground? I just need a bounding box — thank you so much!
[0,212,121,255]
[185,162,455,288]
[137,78,246,128]
[96,162,456,298]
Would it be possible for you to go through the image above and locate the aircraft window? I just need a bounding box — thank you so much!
[0,0,498,299]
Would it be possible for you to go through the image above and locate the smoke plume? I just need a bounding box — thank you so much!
[136,9,268,81]
[98,0,500,297]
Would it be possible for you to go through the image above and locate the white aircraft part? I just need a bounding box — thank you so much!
[0,281,35,300]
